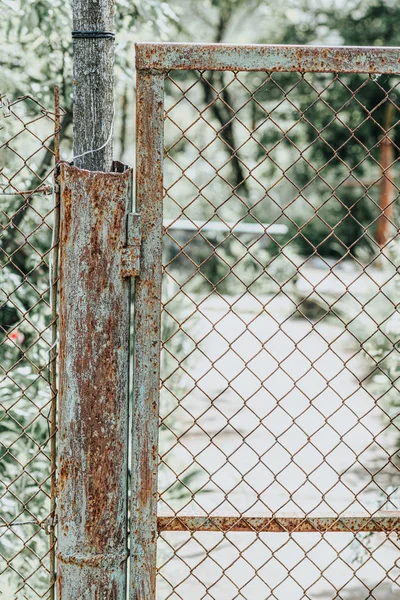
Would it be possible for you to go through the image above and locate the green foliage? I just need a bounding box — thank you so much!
[327,0,400,48]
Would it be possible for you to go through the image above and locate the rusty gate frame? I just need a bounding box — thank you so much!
[58,43,400,599]
[133,43,400,599]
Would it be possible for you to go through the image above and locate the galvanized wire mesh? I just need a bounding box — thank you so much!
[158,69,400,599]
[0,91,61,598]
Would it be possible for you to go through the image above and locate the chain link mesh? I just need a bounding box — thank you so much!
[0,91,61,598]
[158,70,400,599]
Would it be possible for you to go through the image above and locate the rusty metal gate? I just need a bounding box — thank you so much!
[133,44,400,600]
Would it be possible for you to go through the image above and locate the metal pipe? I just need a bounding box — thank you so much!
[49,84,61,600]
[130,69,164,600]
[57,163,132,598]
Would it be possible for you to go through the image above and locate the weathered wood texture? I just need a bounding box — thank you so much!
[130,70,164,599]
[72,0,114,171]
[57,163,132,598]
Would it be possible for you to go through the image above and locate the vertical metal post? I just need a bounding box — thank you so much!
[377,136,395,247]
[49,84,61,600]
[130,69,164,599]
[377,101,395,247]
[57,164,132,598]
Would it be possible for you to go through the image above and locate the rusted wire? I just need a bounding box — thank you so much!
[158,65,400,599]
[0,87,62,599]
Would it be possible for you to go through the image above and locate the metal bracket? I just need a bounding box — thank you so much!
[121,212,141,278]
[44,514,58,535]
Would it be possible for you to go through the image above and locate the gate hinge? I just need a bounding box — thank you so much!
[121,212,141,278]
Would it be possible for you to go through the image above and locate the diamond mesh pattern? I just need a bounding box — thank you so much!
[0,92,61,598]
[158,70,400,598]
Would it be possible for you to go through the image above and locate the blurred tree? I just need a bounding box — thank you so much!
[269,0,400,256]
[2,0,400,259]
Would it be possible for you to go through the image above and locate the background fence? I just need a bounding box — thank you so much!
[0,89,61,599]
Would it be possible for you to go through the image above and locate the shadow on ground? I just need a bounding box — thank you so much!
[315,581,399,599]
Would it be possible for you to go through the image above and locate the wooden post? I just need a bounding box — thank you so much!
[72,0,115,172]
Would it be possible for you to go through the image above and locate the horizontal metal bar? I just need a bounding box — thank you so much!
[158,512,400,533]
[136,43,400,74]
[164,219,287,236]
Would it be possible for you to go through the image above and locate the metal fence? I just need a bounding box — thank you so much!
[0,89,61,599]
[135,44,400,599]
[3,43,400,600]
